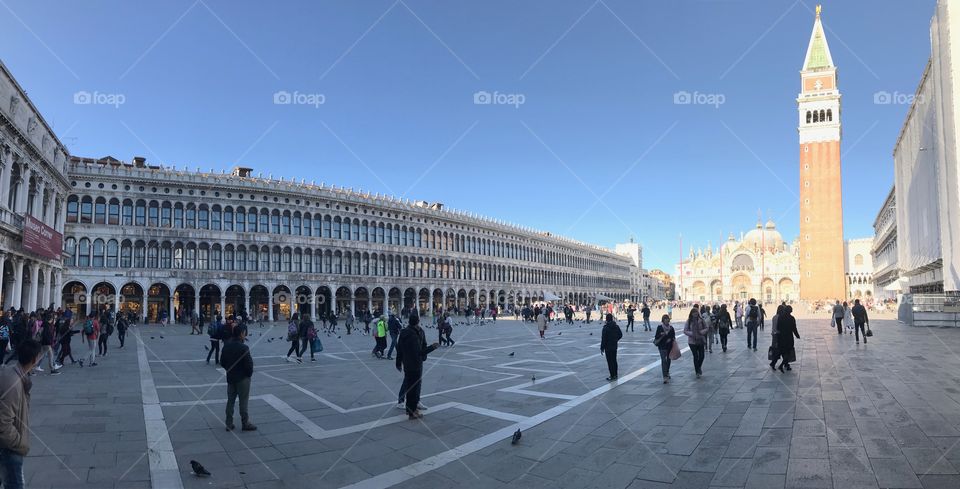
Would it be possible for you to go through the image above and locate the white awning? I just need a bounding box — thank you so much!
[543,291,562,301]
[596,294,615,302]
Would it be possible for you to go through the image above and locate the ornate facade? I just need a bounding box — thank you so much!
[62,157,633,321]
[0,61,70,312]
[674,220,800,303]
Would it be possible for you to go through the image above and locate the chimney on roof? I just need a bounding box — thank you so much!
[133,156,146,167]
[232,166,253,177]
[429,202,444,210]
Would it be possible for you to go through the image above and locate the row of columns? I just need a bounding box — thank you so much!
[0,147,63,233]
[0,252,62,312]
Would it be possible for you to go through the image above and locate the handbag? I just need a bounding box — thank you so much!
[865,324,873,337]
[669,339,681,360]
[311,337,323,352]
[767,345,779,361]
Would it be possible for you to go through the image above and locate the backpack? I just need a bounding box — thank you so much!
[307,324,317,340]
[83,319,94,336]
[287,321,298,341]
[747,306,759,321]
[0,325,9,341]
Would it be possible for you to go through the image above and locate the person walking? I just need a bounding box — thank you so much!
[536,311,548,339]
[386,313,402,360]
[220,326,256,432]
[683,307,709,378]
[625,305,635,333]
[734,301,744,329]
[701,305,715,354]
[56,323,80,367]
[744,298,760,351]
[285,314,302,363]
[96,311,112,358]
[641,303,652,331]
[758,304,766,331]
[395,315,438,419]
[768,304,784,370]
[372,315,387,359]
[774,305,800,372]
[843,301,854,335]
[301,315,319,361]
[38,316,60,375]
[116,314,128,348]
[832,300,845,335]
[81,313,99,367]
[600,314,623,381]
[206,316,223,365]
[654,314,677,383]
[0,339,41,488]
[717,304,732,352]
[851,299,869,344]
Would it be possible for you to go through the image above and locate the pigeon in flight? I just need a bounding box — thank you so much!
[508,352,515,357]
[190,460,211,477]
[511,429,522,445]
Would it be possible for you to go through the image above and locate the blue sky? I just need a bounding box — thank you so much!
[1,0,935,271]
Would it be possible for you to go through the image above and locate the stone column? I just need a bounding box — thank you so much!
[11,259,24,310]
[141,294,148,323]
[267,286,274,322]
[244,286,251,318]
[31,180,44,218]
[193,293,200,321]
[16,167,30,214]
[54,270,63,309]
[84,284,92,317]
[41,267,51,309]
[0,153,10,211]
[28,261,39,312]
[113,285,120,316]
[168,296,174,324]
[219,294,226,319]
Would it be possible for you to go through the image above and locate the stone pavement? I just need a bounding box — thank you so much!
[18,312,960,488]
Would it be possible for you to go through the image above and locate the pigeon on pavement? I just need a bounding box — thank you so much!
[511,429,522,445]
[190,460,211,477]
[508,352,515,357]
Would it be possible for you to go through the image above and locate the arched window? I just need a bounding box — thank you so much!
[135,200,146,226]
[236,245,246,271]
[826,108,833,121]
[806,111,812,123]
[819,109,825,122]
[260,246,270,272]
[185,204,196,228]
[271,211,281,234]
[134,241,146,268]
[160,202,171,227]
[64,237,77,266]
[80,196,93,223]
[160,242,171,268]
[812,110,819,123]
[197,243,208,270]
[173,203,183,228]
[248,247,258,272]
[77,238,90,267]
[198,205,209,230]
[223,206,233,232]
[854,254,863,266]
[211,244,222,270]
[281,211,291,235]
[292,212,301,236]
[121,240,132,268]
[147,201,159,227]
[173,242,184,269]
[259,209,269,233]
[94,198,107,224]
[303,213,312,237]
[212,205,222,231]
[147,241,159,268]
[223,245,234,271]
[66,196,79,223]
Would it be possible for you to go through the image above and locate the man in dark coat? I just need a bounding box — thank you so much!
[600,314,623,381]
[395,315,438,419]
[220,326,257,431]
[851,299,869,344]
[774,306,800,372]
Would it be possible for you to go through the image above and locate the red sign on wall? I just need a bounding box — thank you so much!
[22,215,62,261]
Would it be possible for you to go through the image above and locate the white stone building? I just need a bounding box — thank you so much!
[62,157,634,321]
[844,237,877,300]
[872,186,903,298]
[0,60,69,311]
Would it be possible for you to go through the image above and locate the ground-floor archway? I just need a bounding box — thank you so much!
[147,283,170,323]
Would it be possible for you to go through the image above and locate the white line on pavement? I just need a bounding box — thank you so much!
[341,346,691,489]
[135,331,184,489]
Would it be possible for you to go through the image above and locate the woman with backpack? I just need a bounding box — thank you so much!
[97,312,113,357]
[286,313,303,363]
[303,316,320,362]
[81,312,99,367]
[205,315,223,365]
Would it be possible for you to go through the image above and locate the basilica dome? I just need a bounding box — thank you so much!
[742,220,784,252]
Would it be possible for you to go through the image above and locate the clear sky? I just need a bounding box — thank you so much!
[1,0,935,271]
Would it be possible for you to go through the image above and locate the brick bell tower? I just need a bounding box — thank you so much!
[798,5,846,301]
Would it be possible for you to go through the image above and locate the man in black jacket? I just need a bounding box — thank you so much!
[600,314,623,381]
[220,326,257,432]
[395,315,438,419]
[851,299,869,344]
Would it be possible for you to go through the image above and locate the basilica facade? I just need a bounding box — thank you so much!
[674,220,801,304]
